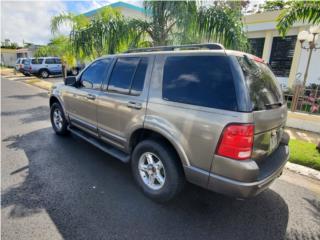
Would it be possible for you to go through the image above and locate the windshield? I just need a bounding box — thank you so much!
[237,56,283,111]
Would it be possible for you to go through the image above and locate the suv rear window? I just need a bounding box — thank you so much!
[237,56,283,111]
[162,56,237,111]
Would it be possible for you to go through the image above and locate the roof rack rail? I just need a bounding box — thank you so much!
[125,43,224,53]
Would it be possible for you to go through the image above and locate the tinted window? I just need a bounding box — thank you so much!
[22,59,26,64]
[31,58,43,64]
[237,56,283,111]
[130,57,148,95]
[269,36,296,77]
[163,56,237,111]
[45,58,55,64]
[81,58,112,89]
[55,58,61,64]
[108,57,140,94]
[249,38,265,58]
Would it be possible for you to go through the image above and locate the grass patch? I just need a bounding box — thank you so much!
[289,139,320,170]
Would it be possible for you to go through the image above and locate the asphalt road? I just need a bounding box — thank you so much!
[1,77,320,240]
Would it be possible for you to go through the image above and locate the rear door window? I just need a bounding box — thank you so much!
[107,57,147,95]
[237,56,283,111]
[162,56,237,111]
[31,58,43,64]
[45,59,55,64]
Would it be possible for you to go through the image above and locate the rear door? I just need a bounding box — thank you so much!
[237,56,287,162]
[97,56,151,150]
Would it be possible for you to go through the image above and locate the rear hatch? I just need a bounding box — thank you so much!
[237,56,287,163]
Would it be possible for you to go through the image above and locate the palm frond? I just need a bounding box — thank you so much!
[277,1,320,36]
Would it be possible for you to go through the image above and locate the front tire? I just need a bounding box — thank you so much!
[131,139,185,202]
[50,103,68,135]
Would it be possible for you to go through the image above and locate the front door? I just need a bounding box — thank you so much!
[63,58,113,136]
[97,56,152,150]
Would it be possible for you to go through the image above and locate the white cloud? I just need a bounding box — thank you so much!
[1,0,68,45]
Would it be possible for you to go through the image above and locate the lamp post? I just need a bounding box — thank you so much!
[291,26,320,112]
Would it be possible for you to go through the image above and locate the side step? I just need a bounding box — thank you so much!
[68,126,130,163]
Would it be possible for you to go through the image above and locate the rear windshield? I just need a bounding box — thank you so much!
[237,56,283,111]
[163,56,237,111]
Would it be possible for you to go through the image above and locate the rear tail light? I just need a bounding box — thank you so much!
[216,124,254,160]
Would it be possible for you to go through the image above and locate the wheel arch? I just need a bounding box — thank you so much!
[49,95,68,122]
[129,127,190,168]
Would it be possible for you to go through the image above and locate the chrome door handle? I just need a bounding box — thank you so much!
[86,94,96,100]
[127,101,142,109]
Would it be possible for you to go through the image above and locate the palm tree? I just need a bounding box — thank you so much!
[276,1,320,36]
[129,1,248,49]
[51,12,90,34]
[51,1,248,58]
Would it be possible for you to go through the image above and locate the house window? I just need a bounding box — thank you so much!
[269,36,297,77]
[248,38,265,58]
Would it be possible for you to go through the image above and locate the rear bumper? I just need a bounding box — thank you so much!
[207,144,289,198]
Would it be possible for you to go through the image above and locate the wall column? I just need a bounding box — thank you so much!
[262,31,273,63]
[288,27,305,88]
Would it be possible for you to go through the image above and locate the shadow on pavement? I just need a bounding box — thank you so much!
[2,127,290,240]
[1,106,49,124]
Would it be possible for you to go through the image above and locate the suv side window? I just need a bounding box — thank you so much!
[55,58,62,64]
[80,58,112,90]
[45,58,55,64]
[107,57,147,95]
[31,58,44,64]
[162,56,237,111]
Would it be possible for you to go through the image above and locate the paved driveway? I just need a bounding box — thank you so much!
[1,77,320,240]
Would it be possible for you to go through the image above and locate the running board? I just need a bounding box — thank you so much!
[68,126,130,163]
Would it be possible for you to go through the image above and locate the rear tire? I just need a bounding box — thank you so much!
[50,103,68,135]
[131,139,185,202]
[39,69,49,78]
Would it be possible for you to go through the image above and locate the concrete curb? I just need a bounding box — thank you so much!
[285,162,320,181]
[22,79,53,91]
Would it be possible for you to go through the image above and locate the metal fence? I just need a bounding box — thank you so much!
[283,87,320,115]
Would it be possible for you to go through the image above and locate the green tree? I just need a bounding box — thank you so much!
[262,0,287,12]
[51,1,248,58]
[276,0,320,36]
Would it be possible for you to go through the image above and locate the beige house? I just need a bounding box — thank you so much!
[0,48,34,67]
[243,11,320,89]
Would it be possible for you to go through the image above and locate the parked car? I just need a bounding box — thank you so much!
[49,44,290,202]
[15,58,28,74]
[24,57,62,78]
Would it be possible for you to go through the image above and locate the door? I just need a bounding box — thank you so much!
[63,58,113,136]
[97,56,151,150]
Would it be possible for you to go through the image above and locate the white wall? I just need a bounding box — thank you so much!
[296,44,320,86]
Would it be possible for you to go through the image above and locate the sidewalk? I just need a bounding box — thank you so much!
[285,127,320,144]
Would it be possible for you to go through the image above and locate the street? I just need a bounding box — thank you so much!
[1,77,320,240]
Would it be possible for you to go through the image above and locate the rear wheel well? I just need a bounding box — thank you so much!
[130,129,184,172]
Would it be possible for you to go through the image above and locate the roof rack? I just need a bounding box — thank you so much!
[125,43,224,53]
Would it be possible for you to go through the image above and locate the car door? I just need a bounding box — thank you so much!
[62,58,113,136]
[97,56,152,151]
[44,58,55,73]
[54,58,62,74]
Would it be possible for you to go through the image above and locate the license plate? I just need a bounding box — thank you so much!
[270,131,278,151]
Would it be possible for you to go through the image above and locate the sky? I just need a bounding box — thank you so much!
[0,0,143,45]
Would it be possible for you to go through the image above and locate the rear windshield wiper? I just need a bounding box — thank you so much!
[265,102,282,109]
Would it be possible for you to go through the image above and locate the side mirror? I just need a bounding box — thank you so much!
[65,76,76,86]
